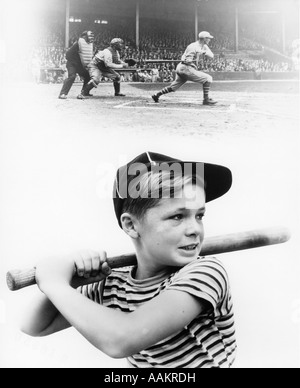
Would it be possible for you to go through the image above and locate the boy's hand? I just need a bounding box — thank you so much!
[72,250,112,288]
[35,251,111,292]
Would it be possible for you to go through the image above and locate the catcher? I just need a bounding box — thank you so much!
[79,38,136,99]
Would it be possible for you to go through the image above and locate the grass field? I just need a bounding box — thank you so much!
[0,79,299,368]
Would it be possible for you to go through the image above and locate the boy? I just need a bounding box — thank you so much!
[21,151,237,368]
[152,31,217,106]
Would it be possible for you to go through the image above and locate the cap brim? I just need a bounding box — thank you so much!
[172,160,232,202]
[203,162,232,202]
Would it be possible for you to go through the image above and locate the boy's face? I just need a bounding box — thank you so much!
[135,183,206,270]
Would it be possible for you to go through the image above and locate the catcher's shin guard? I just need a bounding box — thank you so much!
[89,79,98,88]
[113,81,120,94]
[82,81,95,96]
[114,81,125,96]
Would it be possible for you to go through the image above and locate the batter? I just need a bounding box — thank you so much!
[152,31,217,106]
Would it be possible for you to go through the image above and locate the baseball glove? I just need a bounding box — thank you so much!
[124,58,137,67]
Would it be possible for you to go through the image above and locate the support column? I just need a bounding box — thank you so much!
[65,0,70,49]
[281,11,286,54]
[234,5,239,53]
[136,0,140,48]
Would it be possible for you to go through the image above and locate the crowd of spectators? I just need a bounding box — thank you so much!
[199,56,291,73]
[28,22,295,84]
[126,56,291,84]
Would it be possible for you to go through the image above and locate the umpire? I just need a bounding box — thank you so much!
[58,31,95,100]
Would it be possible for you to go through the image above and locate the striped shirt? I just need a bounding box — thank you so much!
[80,257,237,368]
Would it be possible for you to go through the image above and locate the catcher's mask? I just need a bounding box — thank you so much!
[110,38,124,51]
[82,31,95,43]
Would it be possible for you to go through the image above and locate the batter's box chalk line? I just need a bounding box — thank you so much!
[114,99,233,112]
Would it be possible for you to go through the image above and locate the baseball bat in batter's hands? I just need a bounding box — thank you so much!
[6,226,291,291]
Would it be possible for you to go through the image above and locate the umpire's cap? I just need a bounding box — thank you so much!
[113,151,232,228]
[199,31,214,39]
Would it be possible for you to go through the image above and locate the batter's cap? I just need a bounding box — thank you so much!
[199,31,214,39]
[113,151,232,228]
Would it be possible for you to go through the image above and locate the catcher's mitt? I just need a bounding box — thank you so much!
[124,58,137,67]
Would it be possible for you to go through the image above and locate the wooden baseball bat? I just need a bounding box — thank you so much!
[6,226,291,292]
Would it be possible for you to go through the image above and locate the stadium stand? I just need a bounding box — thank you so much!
[25,0,298,83]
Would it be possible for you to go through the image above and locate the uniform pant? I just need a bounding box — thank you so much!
[88,62,121,85]
[170,63,212,91]
[59,62,90,96]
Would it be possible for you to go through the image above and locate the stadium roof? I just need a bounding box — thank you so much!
[43,0,298,14]
[30,0,299,27]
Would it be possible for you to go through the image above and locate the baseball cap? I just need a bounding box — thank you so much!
[113,152,232,227]
[110,38,124,46]
[198,31,214,39]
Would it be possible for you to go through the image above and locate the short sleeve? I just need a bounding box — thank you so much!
[166,257,229,310]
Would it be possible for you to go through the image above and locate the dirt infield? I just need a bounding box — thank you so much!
[9,80,298,138]
[49,80,298,147]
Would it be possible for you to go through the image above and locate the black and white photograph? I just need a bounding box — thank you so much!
[0,0,299,369]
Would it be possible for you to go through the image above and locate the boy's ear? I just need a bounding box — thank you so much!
[120,213,140,239]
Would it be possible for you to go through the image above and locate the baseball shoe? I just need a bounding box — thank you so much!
[203,98,218,106]
[152,95,159,103]
[58,94,67,100]
[82,92,93,97]
[77,94,86,100]
[115,93,126,97]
